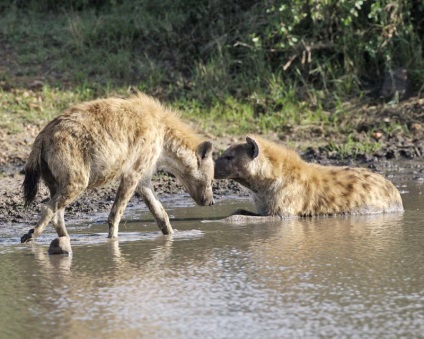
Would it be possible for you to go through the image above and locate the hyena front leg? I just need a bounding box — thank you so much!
[231,209,261,216]
[107,173,141,239]
[137,181,174,235]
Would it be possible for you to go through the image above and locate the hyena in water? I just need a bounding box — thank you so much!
[21,93,214,254]
[214,136,403,220]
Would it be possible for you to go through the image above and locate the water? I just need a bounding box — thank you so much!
[0,165,423,338]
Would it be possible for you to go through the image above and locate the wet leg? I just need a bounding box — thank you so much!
[45,180,69,238]
[222,214,279,223]
[231,209,260,216]
[202,209,281,223]
[47,208,72,254]
[44,184,71,254]
[52,208,68,237]
[108,174,140,239]
[21,184,86,243]
[137,181,174,235]
[48,236,72,255]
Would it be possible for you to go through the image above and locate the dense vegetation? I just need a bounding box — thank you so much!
[1,0,423,150]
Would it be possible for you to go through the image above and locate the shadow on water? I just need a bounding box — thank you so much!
[0,164,423,338]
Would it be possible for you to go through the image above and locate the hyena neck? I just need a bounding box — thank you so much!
[234,176,276,194]
[234,178,257,192]
[161,125,202,177]
[236,154,307,194]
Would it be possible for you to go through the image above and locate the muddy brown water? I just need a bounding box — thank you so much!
[0,162,423,338]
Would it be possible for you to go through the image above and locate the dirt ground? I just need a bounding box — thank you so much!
[1,97,424,229]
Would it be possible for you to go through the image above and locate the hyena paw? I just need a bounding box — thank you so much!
[48,236,72,255]
[231,209,260,216]
[21,229,35,243]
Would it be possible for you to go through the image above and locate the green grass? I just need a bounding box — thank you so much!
[326,136,383,160]
[0,86,100,132]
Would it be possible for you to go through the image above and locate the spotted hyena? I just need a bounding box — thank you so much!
[214,136,403,220]
[21,93,214,254]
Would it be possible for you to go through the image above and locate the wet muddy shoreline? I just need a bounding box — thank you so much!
[1,155,423,228]
[1,96,424,228]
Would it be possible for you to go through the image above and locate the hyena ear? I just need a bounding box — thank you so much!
[196,141,213,160]
[246,136,259,159]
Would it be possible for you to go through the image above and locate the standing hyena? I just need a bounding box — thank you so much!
[21,93,214,254]
[214,136,403,220]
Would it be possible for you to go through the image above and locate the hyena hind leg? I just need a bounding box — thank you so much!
[48,209,72,255]
[51,208,68,237]
[46,182,69,238]
[21,183,87,243]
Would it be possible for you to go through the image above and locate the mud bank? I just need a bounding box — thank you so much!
[1,156,423,228]
[2,95,424,227]
[0,168,248,226]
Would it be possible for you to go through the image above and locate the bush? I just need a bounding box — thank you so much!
[1,0,423,106]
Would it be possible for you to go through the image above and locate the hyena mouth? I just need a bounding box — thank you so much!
[200,196,215,206]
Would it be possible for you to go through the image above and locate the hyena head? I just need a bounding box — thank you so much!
[179,141,215,206]
[214,136,259,180]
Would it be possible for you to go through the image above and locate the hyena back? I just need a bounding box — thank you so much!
[21,93,214,253]
[214,136,403,218]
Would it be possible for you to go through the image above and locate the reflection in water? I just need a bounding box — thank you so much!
[0,178,423,338]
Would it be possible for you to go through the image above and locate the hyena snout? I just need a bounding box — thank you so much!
[187,180,214,206]
[198,191,215,206]
[204,198,215,206]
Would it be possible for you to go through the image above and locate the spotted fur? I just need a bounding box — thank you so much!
[22,93,214,250]
[215,135,403,217]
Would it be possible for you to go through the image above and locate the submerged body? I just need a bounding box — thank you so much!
[215,136,403,218]
[22,93,214,253]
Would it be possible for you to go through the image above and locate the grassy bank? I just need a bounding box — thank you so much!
[0,1,423,158]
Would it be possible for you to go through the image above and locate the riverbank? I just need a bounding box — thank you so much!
[1,126,423,227]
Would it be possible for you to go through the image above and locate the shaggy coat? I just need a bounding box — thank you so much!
[22,93,214,252]
[215,136,403,217]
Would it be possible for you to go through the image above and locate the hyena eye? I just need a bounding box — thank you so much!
[224,155,234,161]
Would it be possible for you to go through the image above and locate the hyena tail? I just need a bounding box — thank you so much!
[23,139,43,208]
